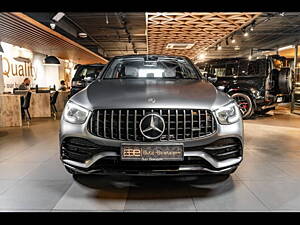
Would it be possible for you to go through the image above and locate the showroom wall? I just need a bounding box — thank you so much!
[0,42,76,92]
[0,56,4,93]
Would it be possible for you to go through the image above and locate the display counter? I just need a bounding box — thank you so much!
[55,90,69,114]
[0,90,70,128]
[0,94,22,127]
[30,92,51,117]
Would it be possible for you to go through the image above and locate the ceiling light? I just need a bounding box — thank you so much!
[44,55,60,64]
[50,22,56,30]
[231,36,236,44]
[105,14,109,24]
[250,20,256,31]
[242,28,249,37]
[197,53,207,61]
[278,45,294,51]
[52,12,65,22]
[280,12,285,16]
[234,46,240,51]
[78,32,88,38]
[217,45,222,50]
[166,43,195,49]
[248,55,252,60]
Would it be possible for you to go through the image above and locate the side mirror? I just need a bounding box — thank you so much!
[207,74,217,83]
[83,76,95,83]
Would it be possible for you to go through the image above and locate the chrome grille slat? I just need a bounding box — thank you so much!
[111,110,114,139]
[88,109,217,141]
[191,110,193,139]
[198,110,201,137]
[118,110,121,139]
[103,110,107,138]
[167,109,170,141]
[183,110,186,139]
[126,110,129,140]
[96,110,100,136]
[175,110,178,140]
[205,110,208,135]
[134,110,137,141]
[90,112,94,134]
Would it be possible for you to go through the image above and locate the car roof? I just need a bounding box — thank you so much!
[112,54,190,61]
[79,63,105,66]
[201,55,287,64]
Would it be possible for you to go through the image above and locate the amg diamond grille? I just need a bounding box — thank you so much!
[87,109,217,141]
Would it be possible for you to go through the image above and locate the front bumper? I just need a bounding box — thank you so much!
[59,116,243,176]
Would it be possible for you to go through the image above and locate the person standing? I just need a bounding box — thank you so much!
[59,80,67,91]
[19,78,31,90]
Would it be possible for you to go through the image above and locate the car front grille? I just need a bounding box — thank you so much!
[87,109,217,141]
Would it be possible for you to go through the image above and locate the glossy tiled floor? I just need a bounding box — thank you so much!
[1,108,300,212]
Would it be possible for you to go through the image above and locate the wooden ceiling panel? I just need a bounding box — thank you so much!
[0,12,108,64]
[146,12,261,60]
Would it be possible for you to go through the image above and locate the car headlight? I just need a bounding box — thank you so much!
[217,85,225,91]
[215,102,240,125]
[63,101,90,124]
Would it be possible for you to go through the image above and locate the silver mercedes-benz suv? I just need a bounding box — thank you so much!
[60,55,243,176]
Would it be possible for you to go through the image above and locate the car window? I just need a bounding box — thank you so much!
[237,60,248,76]
[103,57,200,80]
[248,61,258,75]
[75,66,104,79]
[211,64,226,77]
[225,63,238,76]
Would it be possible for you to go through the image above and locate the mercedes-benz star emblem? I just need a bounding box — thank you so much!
[139,113,165,140]
[147,97,156,104]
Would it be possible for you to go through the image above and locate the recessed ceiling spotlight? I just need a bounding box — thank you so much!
[244,32,249,37]
[231,36,236,44]
[250,20,256,31]
[50,22,56,30]
[217,45,222,50]
[197,52,207,61]
[234,46,240,51]
[78,32,88,38]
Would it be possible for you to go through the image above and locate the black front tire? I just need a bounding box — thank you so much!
[231,93,254,119]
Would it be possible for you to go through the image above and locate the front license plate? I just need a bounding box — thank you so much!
[121,144,184,161]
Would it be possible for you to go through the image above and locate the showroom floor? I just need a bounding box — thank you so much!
[1,108,300,212]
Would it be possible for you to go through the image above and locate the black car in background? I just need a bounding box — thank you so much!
[198,55,293,119]
[70,64,106,97]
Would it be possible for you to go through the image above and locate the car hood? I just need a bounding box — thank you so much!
[70,79,231,111]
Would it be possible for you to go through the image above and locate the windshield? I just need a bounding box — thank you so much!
[75,66,104,80]
[102,57,200,80]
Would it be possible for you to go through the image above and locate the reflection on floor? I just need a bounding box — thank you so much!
[0,108,300,212]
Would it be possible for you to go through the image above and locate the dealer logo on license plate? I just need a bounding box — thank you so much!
[123,147,141,157]
[121,144,184,161]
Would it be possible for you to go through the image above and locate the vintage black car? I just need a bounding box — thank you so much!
[197,55,293,119]
[70,63,106,97]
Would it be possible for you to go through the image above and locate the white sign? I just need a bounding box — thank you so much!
[0,42,77,92]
